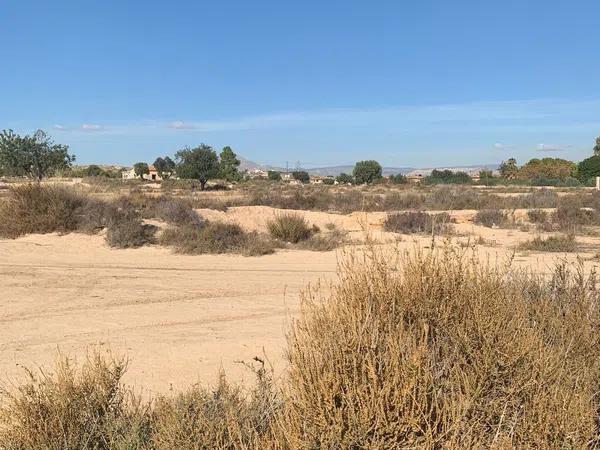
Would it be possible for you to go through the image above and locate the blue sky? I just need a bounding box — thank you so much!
[2,0,599,168]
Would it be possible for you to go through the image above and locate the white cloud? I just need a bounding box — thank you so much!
[53,124,65,130]
[536,143,573,152]
[167,121,196,130]
[81,124,103,131]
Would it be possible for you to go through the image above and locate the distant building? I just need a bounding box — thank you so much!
[246,168,268,179]
[121,164,163,181]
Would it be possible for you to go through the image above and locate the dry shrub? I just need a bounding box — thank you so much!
[473,209,508,228]
[383,211,452,234]
[527,208,548,223]
[552,205,599,232]
[266,213,313,243]
[0,352,149,449]
[160,221,275,256]
[0,184,85,238]
[519,234,577,252]
[296,229,348,251]
[106,206,156,248]
[151,362,279,449]
[277,247,600,448]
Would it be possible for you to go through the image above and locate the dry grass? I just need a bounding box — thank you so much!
[519,234,578,252]
[0,184,86,238]
[266,212,314,243]
[383,211,452,234]
[159,221,276,256]
[473,208,509,228]
[277,246,600,448]
[1,246,600,448]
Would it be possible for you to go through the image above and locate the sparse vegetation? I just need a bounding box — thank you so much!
[383,211,452,234]
[519,234,577,252]
[527,208,548,223]
[473,208,508,227]
[266,212,313,243]
[0,184,85,238]
[2,247,600,447]
[160,221,275,256]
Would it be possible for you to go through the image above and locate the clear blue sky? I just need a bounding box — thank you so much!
[2,0,599,168]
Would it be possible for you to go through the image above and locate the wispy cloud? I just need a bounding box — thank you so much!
[81,124,103,132]
[167,121,196,130]
[493,143,516,150]
[536,143,573,152]
[53,124,65,131]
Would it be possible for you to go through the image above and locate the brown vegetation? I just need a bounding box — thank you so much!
[383,211,452,234]
[2,246,599,448]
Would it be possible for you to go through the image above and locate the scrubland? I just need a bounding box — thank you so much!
[1,179,600,448]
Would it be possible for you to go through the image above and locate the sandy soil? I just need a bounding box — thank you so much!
[2,205,600,394]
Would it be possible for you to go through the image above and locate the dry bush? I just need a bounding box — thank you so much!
[473,209,508,228]
[160,221,275,256]
[519,234,578,252]
[383,211,452,234]
[296,229,348,252]
[527,208,548,224]
[276,247,600,448]
[552,204,599,232]
[151,362,279,449]
[0,184,85,238]
[0,352,150,449]
[266,213,313,243]
[105,206,156,248]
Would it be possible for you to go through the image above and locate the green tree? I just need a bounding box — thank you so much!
[577,155,600,182]
[518,158,576,181]
[84,164,105,177]
[0,129,75,181]
[219,146,241,182]
[175,144,220,190]
[153,156,176,180]
[133,162,149,180]
[594,137,600,156]
[389,173,407,184]
[499,158,519,179]
[424,169,471,185]
[353,160,383,184]
[336,173,354,184]
[292,170,310,183]
[267,170,282,181]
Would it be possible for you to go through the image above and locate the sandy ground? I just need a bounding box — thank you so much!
[2,205,600,394]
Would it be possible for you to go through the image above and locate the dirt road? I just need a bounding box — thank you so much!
[0,232,338,394]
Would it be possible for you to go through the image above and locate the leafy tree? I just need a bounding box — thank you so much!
[322,177,335,185]
[267,170,282,181]
[479,169,494,180]
[353,160,383,184]
[424,169,472,185]
[219,146,241,182]
[175,144,220,190]
[518,158,576,181]
[133,162,149,180]
[336,173,354,184]
[389,173,407,184]
[577,155,600,182]
[84,164,105,177]
[499,158,519,179]
[0,129,75,181]
[594,137,600,156]
[153,156,176,179]
[292,170,310,183]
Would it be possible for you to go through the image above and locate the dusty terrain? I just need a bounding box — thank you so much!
[2,205,600,394]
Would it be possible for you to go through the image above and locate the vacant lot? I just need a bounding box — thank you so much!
[3,198,600,394]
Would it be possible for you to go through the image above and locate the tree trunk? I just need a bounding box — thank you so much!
[200,179,206,191]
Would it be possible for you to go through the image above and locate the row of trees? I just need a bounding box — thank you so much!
[3,129,600,187]
[134,145,242,190]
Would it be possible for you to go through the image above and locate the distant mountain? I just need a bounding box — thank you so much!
[238,157,499,177]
